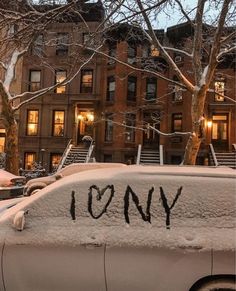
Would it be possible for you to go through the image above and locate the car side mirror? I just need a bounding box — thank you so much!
[55,174,63,180]
[13,210,28,231]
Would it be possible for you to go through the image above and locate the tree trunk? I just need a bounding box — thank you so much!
[183,89,206,165]
[0,82,19,174]
[4,119,19,175]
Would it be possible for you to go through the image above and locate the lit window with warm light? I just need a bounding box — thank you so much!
[215,81,225,101]
[0,129,5,152]
[26,110,38,136]
[53,110,64,136]
[24,152,36,170]
[55,70,66,93]
[150,45,159,57]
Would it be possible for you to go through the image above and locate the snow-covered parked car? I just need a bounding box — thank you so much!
[0,166,235,291]
[23,162,127,196]
[0,169,26,199]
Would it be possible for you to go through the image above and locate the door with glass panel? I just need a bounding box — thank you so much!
[211,114,229,151]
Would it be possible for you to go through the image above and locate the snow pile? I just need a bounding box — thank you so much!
[0,166,235,250]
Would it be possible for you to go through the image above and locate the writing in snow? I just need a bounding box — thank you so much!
[70,185,183,229]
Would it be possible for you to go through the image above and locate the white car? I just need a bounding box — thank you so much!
[0,166,235,291]
[23,162,127,196]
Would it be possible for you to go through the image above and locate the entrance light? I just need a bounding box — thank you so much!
[207,120,212,128]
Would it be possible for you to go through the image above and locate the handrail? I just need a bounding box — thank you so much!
[159,144,164,165]
[85,142,94,163]
[209,144,219,167]
[136,144,142,165]
[57,139,72,171]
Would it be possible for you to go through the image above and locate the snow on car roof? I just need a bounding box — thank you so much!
[0,166,235,250]
[58,162,127,176]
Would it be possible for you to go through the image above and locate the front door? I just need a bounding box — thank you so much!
[77,111,94,144]
[211,114,229,151]
[143,112,160,149]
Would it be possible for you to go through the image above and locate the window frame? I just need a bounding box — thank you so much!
[31,34,44,56]
[29,70,41,92]
[26,109,39,136]
[104,113,113,142]
[214,80,225,102]
[52,110,65,137]
[50,153,62,173]
[106,76,115,102]
[127,43,137,64]
[127,76,137,102]
[24,152,36,170]
[80,69,93,93]
[146,77,157,100]
[108,42,116,64]
[56,33,69,56]
[172,113,183,132]
[55,70,67,94]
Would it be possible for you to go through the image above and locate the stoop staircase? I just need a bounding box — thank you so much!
[63,146,89,166]
[137,145,164,165]
[209,144,236,169]
[57,140,94,171]
[214,152,236,169]
[140,149,161,165]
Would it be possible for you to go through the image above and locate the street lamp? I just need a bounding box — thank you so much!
[40,148,46,166]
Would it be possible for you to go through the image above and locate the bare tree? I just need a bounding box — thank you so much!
[0,0,100,173]
[95,0,235,165]
[0,0,235,173]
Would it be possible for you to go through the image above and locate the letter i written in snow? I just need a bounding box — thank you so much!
[159,186,183,229]
[70,190,76,220]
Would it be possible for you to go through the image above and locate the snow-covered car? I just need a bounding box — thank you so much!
[23,162,127,196]
[0,169,26,199]
[0,166,235,291]
[0,197,27,217]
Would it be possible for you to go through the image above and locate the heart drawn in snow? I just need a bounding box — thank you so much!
[88,185,115,219]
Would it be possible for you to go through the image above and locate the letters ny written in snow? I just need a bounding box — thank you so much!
[70,185,183,229]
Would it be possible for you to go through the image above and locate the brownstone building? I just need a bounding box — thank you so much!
[17,6,236,171]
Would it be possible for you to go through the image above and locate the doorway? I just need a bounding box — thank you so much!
[76,110,94,144]
[211,114,229,151]
[143,111,160,149]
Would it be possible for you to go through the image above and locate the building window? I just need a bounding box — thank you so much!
[29,70,41,92]
[106,76,115,102]
[83,33,89,44]
[55,70,66,93]
[56,33,69,56]
[50,153,62,172]
[80,70,93,93]
[214,81,225,101]
[26,110,39,136]
[150,45,159,57]
[127,76,137,102]
[173,85,183,101]
[31,34,44,56]
[125,113,136,142]
[105,113,113,142]
[172,76,183,101]
[0,129,5,152]
[127,43,136,64]
[53,111,64,136]
[108,42,116,64]
[172,113,182,132]
[146,78,157,100]
[24,152,36,170]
